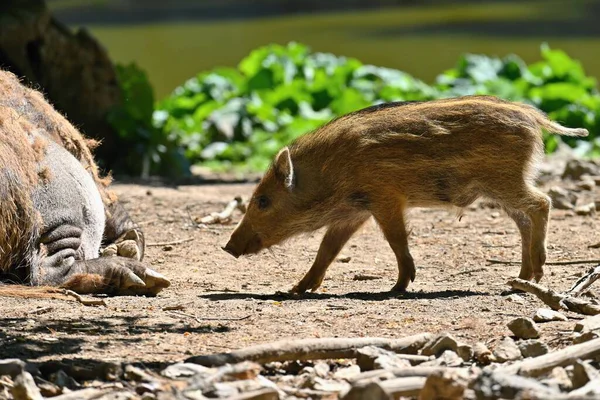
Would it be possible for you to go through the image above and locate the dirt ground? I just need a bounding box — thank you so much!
[1,171,599,370]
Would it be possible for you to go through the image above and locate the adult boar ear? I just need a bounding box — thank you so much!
[274,147,295,191]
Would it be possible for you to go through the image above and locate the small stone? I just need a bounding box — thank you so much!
[473,342,495,364]
[419,369,469,400]
[577,179,596,191]
[0,359,26,378]
[544,366,572,392]
[547,186,577,210]
[571,360,600,389]
[573,331,600,344]
[373,354,411,370]
[341,381,390,400]
[333,365,361,381]
[421,350,463,367]
[533,308,568,322]
[456,343,474,362]
[518,339,549,358]
[493,337,522,362]
[421,333,459,357]
[337,256,352,263]
[506,294,525,304]
[575,203,596,216]
[355,346,410,371]
[11,372,42,400]
[507,317,540,339]
[575,314,600,333]
[563,159,600,180]
[161,363,213,379]
[313,362,330,378]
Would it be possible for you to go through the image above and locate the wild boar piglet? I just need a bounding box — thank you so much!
[223,95,588,294]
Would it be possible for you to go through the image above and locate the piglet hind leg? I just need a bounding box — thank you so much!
[290,215,369,294]
[32,225,169,295]
[371,201,416,292]
[497,186,550,282]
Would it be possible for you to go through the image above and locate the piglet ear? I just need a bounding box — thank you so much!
[274,147,295,191]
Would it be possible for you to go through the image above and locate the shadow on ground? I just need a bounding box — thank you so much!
[199,289,488,302]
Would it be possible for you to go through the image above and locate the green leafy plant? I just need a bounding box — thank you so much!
[108,63,189,177]
[125,43,600,175]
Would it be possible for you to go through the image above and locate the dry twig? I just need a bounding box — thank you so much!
[197,196,246,225]
[147,237,194,247]
[488,258,600,266]
[186,333,433,367]
[62,290,106,307]
[507,279,600,315]
[566,264,600,297]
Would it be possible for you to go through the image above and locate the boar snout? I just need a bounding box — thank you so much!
[223,223,263,258]
[221,244,240,258]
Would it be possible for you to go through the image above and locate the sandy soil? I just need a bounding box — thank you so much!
[1,178,599,369]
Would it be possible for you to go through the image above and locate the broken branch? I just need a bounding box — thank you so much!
[507,278,600,315]
[62,290,106,307]
[488,258,600,266]
[498,337,600,377]
[186,333,433,367]
[566,264,600,297]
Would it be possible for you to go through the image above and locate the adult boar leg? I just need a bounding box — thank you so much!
[103,201,145,261]
[291,215,369,294]
[371,202,415,292]
[30,224,169,295]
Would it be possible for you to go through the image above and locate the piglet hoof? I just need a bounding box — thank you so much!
[290,276,323,295]
[533,271,544,283]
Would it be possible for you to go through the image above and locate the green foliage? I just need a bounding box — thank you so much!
[121,43,600,174]
[108,63,189,177]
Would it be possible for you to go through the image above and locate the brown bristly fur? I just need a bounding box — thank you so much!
[225,95,589,294]
[0,70,117,274]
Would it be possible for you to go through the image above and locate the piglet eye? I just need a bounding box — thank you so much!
[256,195,270,210]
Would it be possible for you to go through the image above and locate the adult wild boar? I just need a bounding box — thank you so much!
[0,70,169,295]
[223,95,588,294]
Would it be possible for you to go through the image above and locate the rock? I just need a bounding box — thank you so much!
[341,381,391,400]
[0,359,26,378]
[563,159,600,180]
[313,362,330,378]
[506,293,525,304]
[471,370,559,400]
[50,369,80,390]
[569,378,600,397]
[419,369,469,400]
[161,363,214,379]
[507,317,540,339]
[333,365,361,381]
[421,333,459,357]
[11,372,42,400]
[574,314,600,333]
[493,337,522,362]
[473,342,495,364]
[124,365,155,382]
[219,362,262,381]
[573,331,600,344]
[518,340,549,358]
[577,179,596,191]
[421,350,463,367]
[547,186,577,210]
[312,377,351,394]
[456,343,474,362]
[575,203,596,216]
[355,346,410,371]
[542,366,572,392]
[533,308,568,322]
[373,354,411,370]
[337,256,352,263]
[571,360,600,389]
